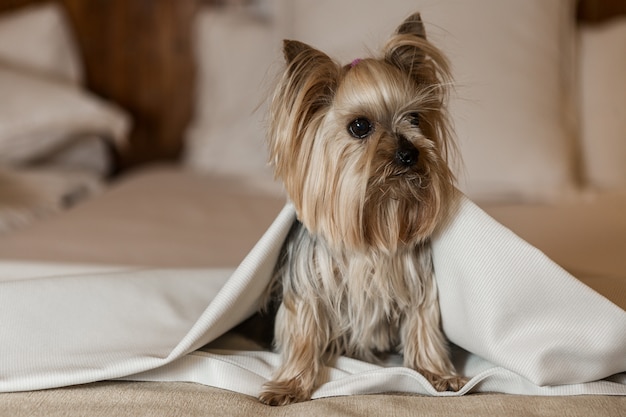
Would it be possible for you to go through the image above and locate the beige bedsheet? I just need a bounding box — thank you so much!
[2,382,625,417]
[0,165,285,268]
[1,165,624,416]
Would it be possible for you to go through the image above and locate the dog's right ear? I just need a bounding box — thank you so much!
[385,13,430,72]
[384,13,451,88]
[395,12,427,39]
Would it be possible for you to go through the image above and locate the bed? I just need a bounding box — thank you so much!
[0,0,625,416]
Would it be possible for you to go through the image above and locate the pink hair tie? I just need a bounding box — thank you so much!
[350,58,362,67]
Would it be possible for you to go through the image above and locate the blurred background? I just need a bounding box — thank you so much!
[0,0,624,246]
[0,0,624,196]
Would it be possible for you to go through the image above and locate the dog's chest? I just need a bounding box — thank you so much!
[326,252,425,358]
[281,222,432,358]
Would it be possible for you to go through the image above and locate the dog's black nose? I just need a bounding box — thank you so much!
[395,137,419,167]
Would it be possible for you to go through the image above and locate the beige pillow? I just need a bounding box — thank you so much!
[183,8,284,195]
[288,0,578,203]
[0,2,83,84]
[0,66,129,164]
[579,17,626,191]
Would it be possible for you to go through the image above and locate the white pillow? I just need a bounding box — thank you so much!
[579,17,626,191]
[0,2,83,84]
[287,0,578,202]
[183,8,284,195]
[0,66,129,164]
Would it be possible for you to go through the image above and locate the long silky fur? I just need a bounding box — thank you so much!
[259,13,466,406]
[271,220,450,362]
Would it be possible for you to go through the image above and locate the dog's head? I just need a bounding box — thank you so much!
[268,13,457,253]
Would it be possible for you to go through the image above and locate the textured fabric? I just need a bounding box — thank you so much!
[0,193,624,397]
[481,191,626,309]
[432,196,626,386]
[1,381,625,417]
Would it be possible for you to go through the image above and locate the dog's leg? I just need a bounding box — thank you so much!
[401,282,467,392]
[258,301,328,405]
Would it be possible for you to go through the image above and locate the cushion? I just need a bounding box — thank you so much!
[183,8,284,195]
[0,3,83,84]
[579,17,626,191]
[0,66,129,164]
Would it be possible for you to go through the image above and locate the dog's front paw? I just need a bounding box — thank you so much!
[259,379,312,406]
[421,370,469,392]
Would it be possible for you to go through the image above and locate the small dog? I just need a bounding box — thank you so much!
[260,13,466,405]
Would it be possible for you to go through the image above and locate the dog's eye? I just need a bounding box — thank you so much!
[348,118,374,139]
[409,112,420,127]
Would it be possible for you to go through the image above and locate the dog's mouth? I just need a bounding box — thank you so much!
[370,149,433,187]
[358,150,455,251]
[361,176,433,250]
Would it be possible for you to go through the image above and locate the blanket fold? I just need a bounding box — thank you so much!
[0,195,624,397]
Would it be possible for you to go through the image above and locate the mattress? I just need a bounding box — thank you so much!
[0,165,285,268]
[0,165,624,416]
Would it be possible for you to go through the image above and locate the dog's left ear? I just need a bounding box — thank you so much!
[396,12,427,40]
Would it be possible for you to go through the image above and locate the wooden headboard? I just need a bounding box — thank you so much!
[578,0,626,22]
[0,0,198,169]
[0,0,624,171]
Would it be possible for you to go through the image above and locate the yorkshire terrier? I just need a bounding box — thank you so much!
[259,13,466,405]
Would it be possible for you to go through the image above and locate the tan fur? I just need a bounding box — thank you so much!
[259,13,466,406]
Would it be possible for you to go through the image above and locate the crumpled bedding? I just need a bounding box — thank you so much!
[0,166,103,233]
[0,193,624,398]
